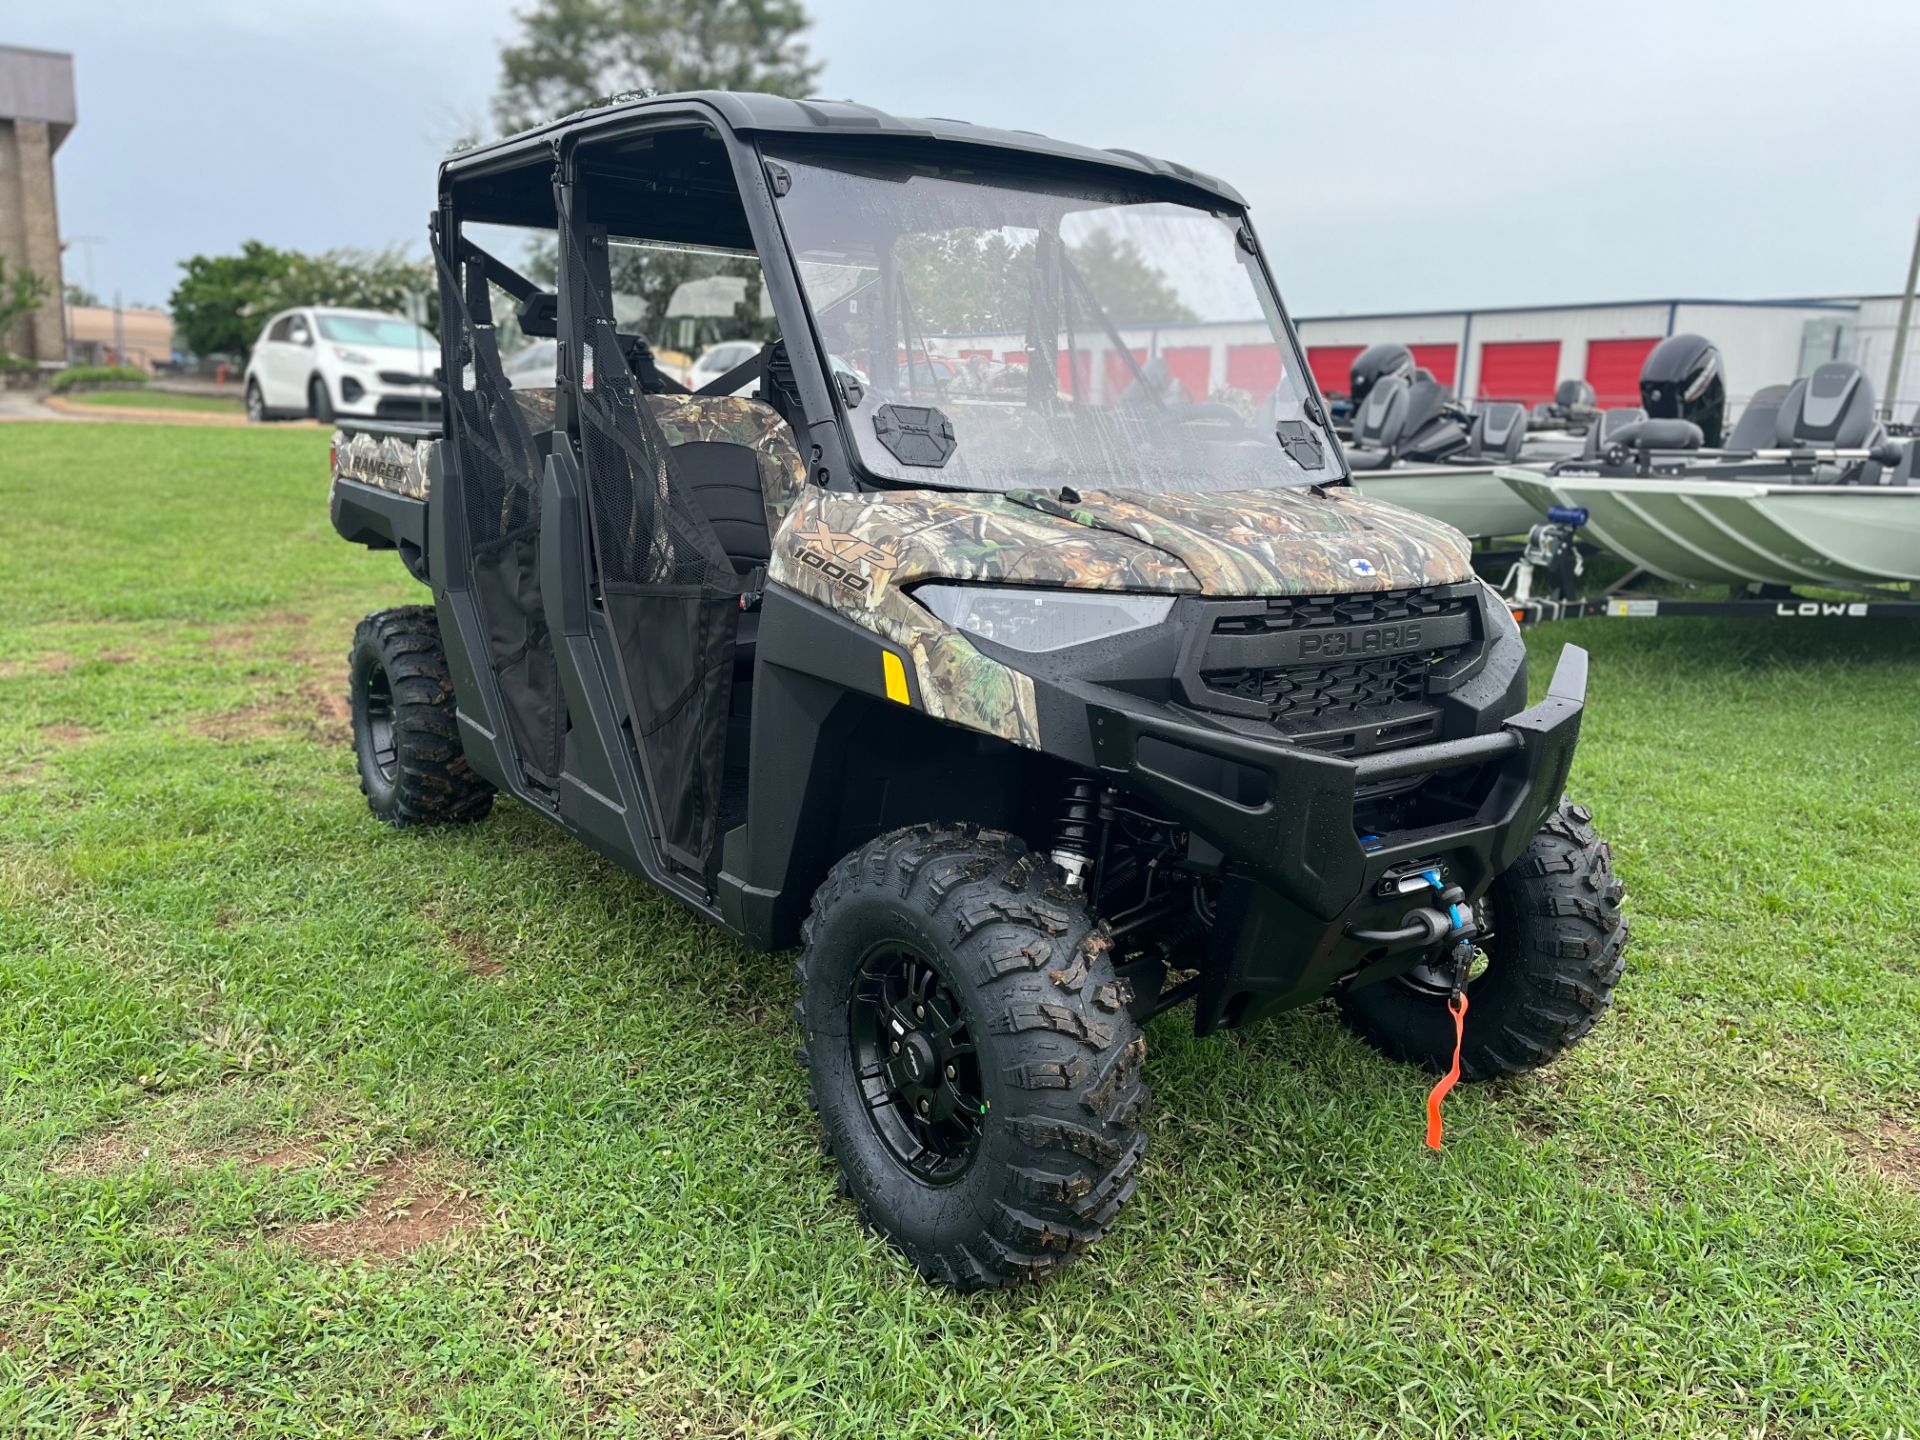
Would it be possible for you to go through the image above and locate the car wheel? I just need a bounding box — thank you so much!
[245,379,267,423]
[309,375,335,424]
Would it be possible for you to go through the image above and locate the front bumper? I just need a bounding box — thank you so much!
[1080,644,1589,1032]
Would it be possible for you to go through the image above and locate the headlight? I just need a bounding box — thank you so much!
[333,347,372,365]
[914,584,1175,652]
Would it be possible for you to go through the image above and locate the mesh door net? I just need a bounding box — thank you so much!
[434,232,568,785]
[567,223,741,872]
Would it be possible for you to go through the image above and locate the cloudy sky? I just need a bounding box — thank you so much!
[12,0,1919,316]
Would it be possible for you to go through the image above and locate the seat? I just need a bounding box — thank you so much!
[1776,362,1876,448]
[1580,406,1649,458]
[643,394,809,674]
[1724,384,1790,451]
[1467,401,1527,462]
[1345,372,1410,468]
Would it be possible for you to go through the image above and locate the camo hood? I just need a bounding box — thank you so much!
[766,482,1474,748]
[995,485,1473,594]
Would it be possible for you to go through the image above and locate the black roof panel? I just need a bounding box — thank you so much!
[443,89,1245,208]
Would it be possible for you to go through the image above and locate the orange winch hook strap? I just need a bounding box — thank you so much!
[1424,990,1469,1151]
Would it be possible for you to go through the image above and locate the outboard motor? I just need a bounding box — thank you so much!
[1349,343,1414,411]
[1640,334,1727,447]
[1553,378,1597,416]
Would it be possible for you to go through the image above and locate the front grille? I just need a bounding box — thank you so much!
[1189,585,1479,756]
[378,370,434,387]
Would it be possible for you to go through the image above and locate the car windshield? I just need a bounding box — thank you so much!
[768,150,1339,494]
[315,313,436,348]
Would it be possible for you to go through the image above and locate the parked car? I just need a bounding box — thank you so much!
[687,339,762,393]
[501,338,558,390]
[245,307,440,424]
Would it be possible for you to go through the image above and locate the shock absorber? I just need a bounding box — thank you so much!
[1050,776,1112,891]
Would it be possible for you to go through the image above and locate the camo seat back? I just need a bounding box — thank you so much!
[508,387,805,548]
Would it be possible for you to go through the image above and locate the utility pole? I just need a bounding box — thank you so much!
[1887,213,1920,420]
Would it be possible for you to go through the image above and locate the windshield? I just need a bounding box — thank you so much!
[769,151,1338,494]
[316,313,436,348]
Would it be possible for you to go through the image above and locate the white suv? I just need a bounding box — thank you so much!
[244,307,440,423]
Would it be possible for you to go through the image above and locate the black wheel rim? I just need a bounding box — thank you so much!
[359,659,398,784]
[848,941,984,1184]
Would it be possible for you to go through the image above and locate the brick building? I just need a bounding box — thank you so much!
[0,44,75,364]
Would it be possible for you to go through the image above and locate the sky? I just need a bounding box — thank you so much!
[11,0,1920,318]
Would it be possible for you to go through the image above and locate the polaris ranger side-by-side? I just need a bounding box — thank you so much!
[328,93,1627,1291]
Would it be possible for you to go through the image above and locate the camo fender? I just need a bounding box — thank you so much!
[767,488,1204,745]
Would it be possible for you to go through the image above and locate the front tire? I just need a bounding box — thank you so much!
[1335,803,1627,1079]
[797,824,1148,1291]
[349,607,494,828]
[245,379,267,423]
[308,375,335,424]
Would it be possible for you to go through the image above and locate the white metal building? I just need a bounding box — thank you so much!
[924,294,1920,419]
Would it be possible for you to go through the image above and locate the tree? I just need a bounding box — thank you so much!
[170,241,299,359]
[170,243,438,360]
[0,257,51,351]
[493,0,823,134]
[64,282,100,308]
[1068,230,1196,326]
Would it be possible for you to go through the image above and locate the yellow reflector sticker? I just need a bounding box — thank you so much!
[882,651,910,705]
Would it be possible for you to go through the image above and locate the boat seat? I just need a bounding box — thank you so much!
[1581,407,1649,457]
[1723,384,1790,452]
[1467,402,1527,462]
[1776,362,1876,448]
[1350,373,1410,451]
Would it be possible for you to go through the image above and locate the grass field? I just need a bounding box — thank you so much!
[54,389,246,415]
[2,421,1918,1438]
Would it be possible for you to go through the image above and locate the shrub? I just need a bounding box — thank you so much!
[50,365,149,392]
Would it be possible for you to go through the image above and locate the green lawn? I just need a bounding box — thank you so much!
[2,421,1917,1438]
[59,388,244,414]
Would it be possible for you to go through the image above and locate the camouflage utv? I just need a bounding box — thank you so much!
[329,92,1627,1291]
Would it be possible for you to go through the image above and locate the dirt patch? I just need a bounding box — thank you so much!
[38,652,74,674]
[298,677,352,744]
[98,650,138,666]
[447,928,504,979]
[49,1126,157,1177]
[191,704,284,743]
[284,1157,480,1261]
[39,723,94,745]
[1847,1116,1920,1190]
[0,762,46,788]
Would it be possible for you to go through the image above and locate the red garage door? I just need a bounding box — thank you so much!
[1227,344,1286,398]
[1409,343,1458,390]
[1476,341,1561,404]
[1162,345,1212,401]
[1585,337,1661,407]
[1307,344,1364,396]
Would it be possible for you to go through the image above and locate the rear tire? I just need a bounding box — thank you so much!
[1335,802,1627,1080]
[796,824,1148,1291]
[308,375,335,424]
[349,607,493,828]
